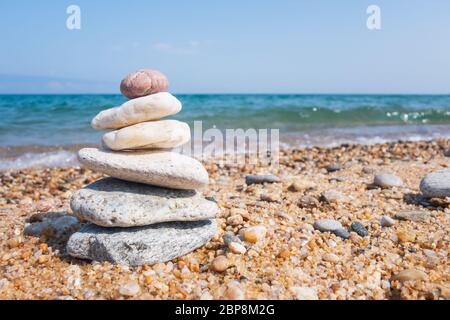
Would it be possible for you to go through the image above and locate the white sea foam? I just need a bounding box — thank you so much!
[0,126,449,170]
[0,150,79,171]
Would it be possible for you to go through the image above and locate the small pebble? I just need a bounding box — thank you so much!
[322,253,340,263]
[333,228,351,240]
[313,219,343,232]
[223,283,244,300]
[230,208,250,220]
[380,216,396,227]
[260,193,281,202]
[290,286,318,300]
[223,232,241,246]
[326,164,343,173]
[349,221,369,237]
[243,225,267,244]
[362,166,375,174]
[392,269,427,283]
[396,230,416,243]
[298,196,319,208]
[394,211,431,223]
[245,174,280,185]
[373,173,403,188]
[289,179,316,192]
[227,215,243,226]
[210,256,228,273]
[320,190,345,204]
[228,242,247,254]
[119,281,141,297]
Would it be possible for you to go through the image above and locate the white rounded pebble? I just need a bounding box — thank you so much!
[373,173,403,188]
[313,219,343,232]
[119,281,140,297]
[380,216,396,227]
[228,242,247,254]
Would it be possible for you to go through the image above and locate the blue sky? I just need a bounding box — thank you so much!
[0,0,449,94]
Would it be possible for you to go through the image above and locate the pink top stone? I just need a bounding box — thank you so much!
[120,69,169,99]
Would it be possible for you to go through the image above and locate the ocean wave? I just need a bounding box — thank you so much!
[1,125,449,170]
[0,150,79,171]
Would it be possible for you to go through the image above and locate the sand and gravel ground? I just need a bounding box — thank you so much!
[0,140,448,300]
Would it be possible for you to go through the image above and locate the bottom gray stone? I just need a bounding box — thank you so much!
[66,219,217,265]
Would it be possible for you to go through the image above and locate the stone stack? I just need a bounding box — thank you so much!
[66,69,218,266]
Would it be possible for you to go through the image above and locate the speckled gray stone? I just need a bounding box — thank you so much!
[373,173,403,188]
[67,219,217,265]
[420,169,450,198]
[313,219,343,232]
[70,178,219,227]
[349,221,369,237]
[77,148,209,190]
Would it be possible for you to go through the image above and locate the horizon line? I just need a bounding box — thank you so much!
[1,92,450,96]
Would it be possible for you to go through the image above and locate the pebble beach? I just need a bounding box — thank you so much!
[0,139,448,300]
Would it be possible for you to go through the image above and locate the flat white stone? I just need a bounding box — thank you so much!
[71,178,219,227]
[66,220,217,266]
[91,92,182,130]
[102,120,190,151]
[77,148,208,190]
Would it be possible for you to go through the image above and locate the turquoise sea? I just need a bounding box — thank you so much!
[1,94,450,169]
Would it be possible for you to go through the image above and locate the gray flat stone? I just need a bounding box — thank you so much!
[67,219,217,265]
[70,178,219,227]
[420,169,450,198]
[394,211,431,223]
[245,174,280,185]
[313,219,343,232]
[332,228,350,240]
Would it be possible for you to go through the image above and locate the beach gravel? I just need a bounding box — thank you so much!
[0,139,448,300]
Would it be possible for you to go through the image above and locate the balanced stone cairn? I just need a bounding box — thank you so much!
[66,69,219,266]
